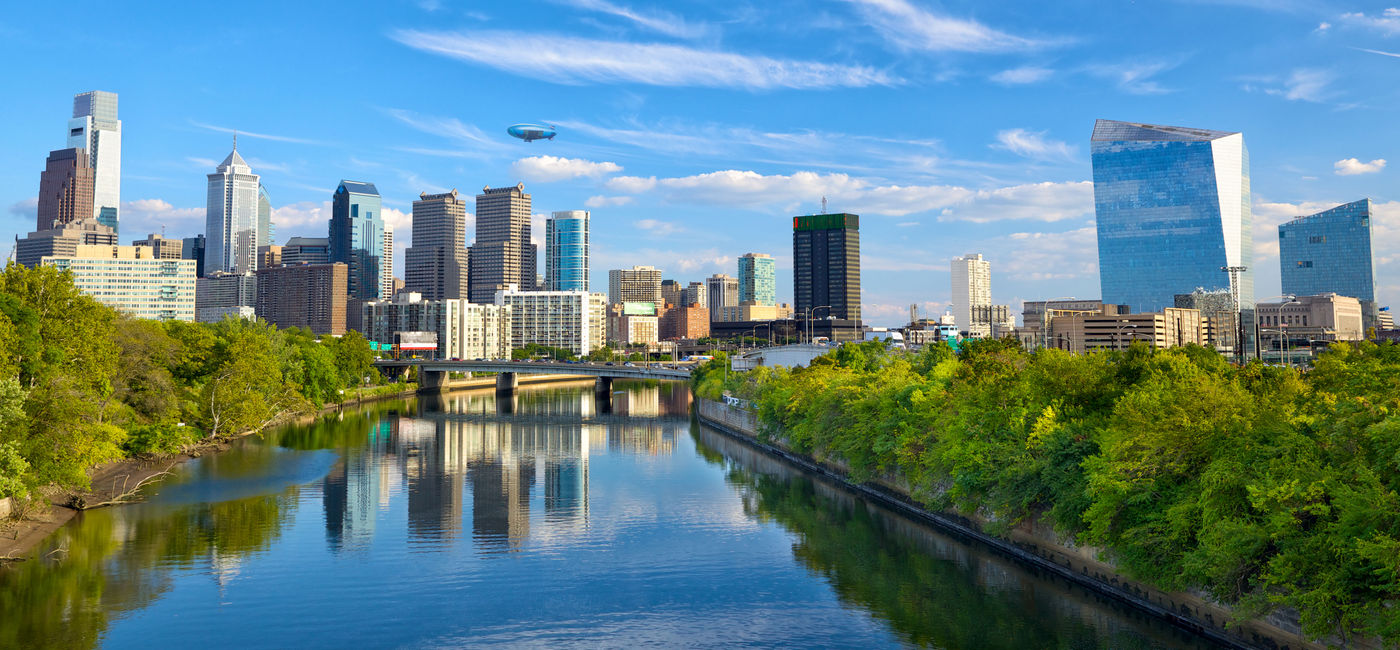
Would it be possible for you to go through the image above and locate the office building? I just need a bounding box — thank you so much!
[66,91,121,231]
[1091,120,1254,345]
[257,184,273,248]
[719,302,794,323]
[738,253,776,305]
[793,213,861,322]
[470,184,536,302]
[659,304,709,340]
[182,235,206,278]
[706,274,738,322]
[381,228,394,301]
[204,145,261,275]
[1018,300,1129,350]
[196,271,258,323]
[660,280,683,307]
[968,304,1015,339]
[362,293,511,360]
[329,180,387,301]
[132,233,183,259]
[1257,293,1364,343]
[404,190,469,301]
[545,210,589,292]
[609,265,662,306]
[612,314,658,347]
[951,254,992,337]
[494,287,607,355]
[1175,288,1240,354]
[41,245,195,321]
[15,219,118,268]
[283,236,330,265]
[258,244,283,269]
[254,263,349,335]
[683,281,707,310]
[1278,199,1377,329]
[36,148,94,231]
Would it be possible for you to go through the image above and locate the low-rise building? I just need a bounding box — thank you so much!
[15,219,118,268]
[362,292,511,359]
[718,301,794,323]
[968,304,1016,339]
[42,244,196,321]
[494,286,606,355]
[660,303,709,340]
[1256,293,1364,345]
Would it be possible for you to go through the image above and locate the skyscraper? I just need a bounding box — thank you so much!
[738,253,776,305]
[1278,199,1375,304]
[182,234,206,278]
[793,213,861,322]
[204,145,261,275]
[329,180,387,301]
[1091,120,1254,323]
[951,253,992,336]
[608,265,662,306]
[257,184,273,248]
[405,190,469,301]
[36,148,94,231]
[469,184,535,303]
[705,274,739,322]
[66,91,121,232]
[546,210,589,292]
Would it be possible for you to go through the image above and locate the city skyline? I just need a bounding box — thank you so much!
[3,2,1399,326]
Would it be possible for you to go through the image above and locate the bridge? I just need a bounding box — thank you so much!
[374,359,692,396]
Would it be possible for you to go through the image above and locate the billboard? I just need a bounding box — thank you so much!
[394,331,438,351]
[623,301,657,316]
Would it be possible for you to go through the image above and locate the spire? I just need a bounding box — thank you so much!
[233,129,238,151]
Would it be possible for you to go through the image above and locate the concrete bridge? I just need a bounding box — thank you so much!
[373,359,692,396]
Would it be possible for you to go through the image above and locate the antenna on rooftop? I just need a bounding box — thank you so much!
[233,129,238,151]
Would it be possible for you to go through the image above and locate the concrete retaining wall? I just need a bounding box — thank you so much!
[695,397,1336,650]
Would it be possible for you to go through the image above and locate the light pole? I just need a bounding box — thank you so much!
[1038,297,1078,351]
[806,305,831,345]
[1254,295,1297,363]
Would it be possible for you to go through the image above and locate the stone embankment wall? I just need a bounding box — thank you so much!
[696,398,1339,650]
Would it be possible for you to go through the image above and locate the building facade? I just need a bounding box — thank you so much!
[36,148,95,231]
[1091,120,1254,339]
[608,266,662,306]
[659,304,709,340]
[196,271,258,322]
[181,235,206,278]
[329,180,387,302]
[706,274,738,323]
[283,236,330,265]
[362,293,511,360]
[405,190,469,301]
[683,281,707,310]
[42,245,195,321]
[494,287,606,356]
[1278,199,1376,328]
[204,147,261,275]
[257,184,273,248]
[793,213,861,322]
[470,184,536,302]
[968,304,1015,339]
[132,233,184,259]
[254,263,349,335]
[66,91,121,231]
[1257,293,1364,343]
[738,253,776,305]
[718,302,794,323]
[951,253,992,337]
[545,210,589,292]
[16,219,118,268]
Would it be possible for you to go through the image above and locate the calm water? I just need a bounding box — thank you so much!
[0,382,1223,649]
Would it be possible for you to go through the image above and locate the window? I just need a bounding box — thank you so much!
[1309,235,1325,244]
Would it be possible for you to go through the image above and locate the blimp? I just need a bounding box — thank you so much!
[507,123,556,142]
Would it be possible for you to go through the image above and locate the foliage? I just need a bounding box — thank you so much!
[511,343,577,361]
[122,423,200,457]
[697,338,1400,644]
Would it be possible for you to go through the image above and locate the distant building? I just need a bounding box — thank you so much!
[258,244,283,269]
[470,184,536,302]
[181,234,206,278]
[36,148,94,231]
[283,236,330,265]
[793,213,860,322]
[42,244,195,321]
[131,233,183,259]
[329,180,387,301]
[1278,199,1378,330]
[968,304,1015,339]
[546,210,589,292]
[718,301,794,323]
[1175,288,1240,354]
[1257,293,1364,344]
[254,262,348,335]
[196,271,257,323]
[951,253,992,337]
[610,314,658,347]
[1018,300,1129,350]
[660,279,683,308]
[15,219,118,268]
[706,273,738,322]
[738,253,776,305]
[659,304,709,340]
[404,190,469,301]
[609,265,662,306]
[257,184,273,248]
[494,286,606,355]
[362,293,511,360]
[67,91,121,231]
[683,281,707,310]
[204,146,261,275]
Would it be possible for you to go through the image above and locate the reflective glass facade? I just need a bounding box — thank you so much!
[738,253,776,305]
[1278,199,1374,302]
[545,210,589,292]
[330,180,386,301]
[1091,120,1254,328]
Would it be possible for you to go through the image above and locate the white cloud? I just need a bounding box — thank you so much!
[992,128,1074,160]
[1334,157,1386,175]
[119,199,204,237]
[593,246,730,275]
[382,207,411,236]
[8,197,37,218]
[843,0,1057,52]
[1085,61,1177,95]
[1000,226,1099,280]
[940,181,1094,222]
[511,155,622,182]
[1358,47,1400,58]
[897,221,919,227]
[271,200,331,231]
[189,120,320,145]
[585,195,634,208]
[1316,21,1332,32]
[390,30,897,90]
[1274,68,1334,102]
[606,176,660,193]
[384,108,501,149]
[990,66,1053,84]
[1340,8,1400,36]
[556,0,708,39]
[186,156,219,169]
[635,218,682,237]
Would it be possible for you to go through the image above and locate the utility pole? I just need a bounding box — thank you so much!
[1221,266,1247,363]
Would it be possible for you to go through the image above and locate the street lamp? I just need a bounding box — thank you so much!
[1038,297,1078,351]
[805,305,831,345]
[1254,295,1297,363]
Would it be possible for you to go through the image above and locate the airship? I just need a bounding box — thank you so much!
[507,123,556,142]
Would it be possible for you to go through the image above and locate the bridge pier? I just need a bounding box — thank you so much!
[594,377,613,414]
[496,371,518,396]
[418,369,448,393]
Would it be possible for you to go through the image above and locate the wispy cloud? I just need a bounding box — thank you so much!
[585,195,634,208]
[189,120,321,145]
[843,0,1060,52]
[990,66,1053,84]
[992,128,1075,160]
[1335,157,1386,175]
[1084,61,1179,94]
[1340,8,1400,36]
[635,218,683,237]
[1357,46,1400,58]
[384,108,501,148]
[120,199,204,237]
[390,29,897,90]
[1275,68,1334,102]
[511,155,622,182]
[554,0,709,39]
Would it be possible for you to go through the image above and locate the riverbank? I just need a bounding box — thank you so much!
[695,397,1339,650]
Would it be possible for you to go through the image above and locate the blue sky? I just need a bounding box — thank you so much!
[2,0,1397,326]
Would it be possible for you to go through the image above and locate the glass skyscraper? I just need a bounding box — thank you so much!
[545,210,589,292]
[1091,120,1254,336]
[204,147,261,275]
[1278,199,1374,302]
[67,91,121,232]
[330,180,387,301]
[737,253,776,305]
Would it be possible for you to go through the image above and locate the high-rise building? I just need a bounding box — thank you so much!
[706,274,738,322]
[683,281,707,309]
[196,271,258,322]
[951,253,992,337]
[132,233,184,259]
[470,184,536,302]
[36,148,94,231]
[660,280,683,307]
[1278,199,1375,310]
[15,219,118,268]
[659,304,709,340]
[404,190,469,300]
[204,145,261,275]
[329,180,387,301]
[182,234,206,278]
[793,213,861,322]
[283,236,330,265]
[1091,120,1254,336]
[362,293,511,360]
[545,210,589,292]
[381,228,394,301]
[254,262,349,335]
[494,287,607,355]
[42,245,195,321]
[257,184,273,248]
[66,91,121,232]
[608,265,662,306]
[738,253,776,305]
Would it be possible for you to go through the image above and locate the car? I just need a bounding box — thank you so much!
[605,362,615,366]
[624,362,636,367]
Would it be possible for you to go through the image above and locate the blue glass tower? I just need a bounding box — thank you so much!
[738,253,776,305]
[1278,199,1375,301]
[545,210,589,291]
[1091,120,1254,328]
[329,180,386,301]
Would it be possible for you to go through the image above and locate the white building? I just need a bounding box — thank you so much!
[608,265,662,305]
[66,91,121,231]
[495,286,607,355]
[706,274,738,322]
[362,293,512,360]
[204,145,261,275]
[196,271,257,323]
[43,245,196,321]
[951,253,992,337]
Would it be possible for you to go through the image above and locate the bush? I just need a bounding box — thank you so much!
[122,423,200,457]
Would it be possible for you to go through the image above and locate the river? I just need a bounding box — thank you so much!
[0,382,1225,648]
